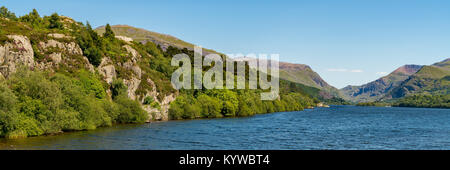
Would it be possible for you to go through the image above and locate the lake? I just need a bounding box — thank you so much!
[0,106,449,150]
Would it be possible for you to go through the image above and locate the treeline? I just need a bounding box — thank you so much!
[393,94,450,109]
[356,102,389,107]
[0,68,148,139]
[323,97,351,105]
[160,46,320,120]
[169,90,317,120]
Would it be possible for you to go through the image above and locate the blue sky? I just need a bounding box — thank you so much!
[2,0,450,88]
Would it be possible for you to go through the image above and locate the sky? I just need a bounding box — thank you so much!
[2,0,450,88]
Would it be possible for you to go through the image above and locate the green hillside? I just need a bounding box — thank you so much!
[96,24,346,103]
[0,7,323,138]
[340,65,423,102]
[389,59,450,98]
[95,25,220,55]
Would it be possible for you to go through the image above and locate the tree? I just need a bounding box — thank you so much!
[77,70,106,99]
[0,6,17,20]
[76,22,104,66]
[111,78,127,99]
[19,9,42,27]
[114,95,148,123]
[197,94,222,118]
[222,101,236,117]
[0,82,17,113]
[103,24,115,39]
[237,101,252,117]
[48,13,63,29]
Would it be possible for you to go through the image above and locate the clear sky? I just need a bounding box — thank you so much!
[2,0,450,88]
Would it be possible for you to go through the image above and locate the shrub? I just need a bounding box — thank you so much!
[0,82,17,113]
[150,101,161,110]
[77,70,107,99]
[111,78,127,99]
[114,95,148,123]
[197,94,222,118]
[143,96,154,105]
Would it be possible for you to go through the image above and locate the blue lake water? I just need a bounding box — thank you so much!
[1,106,449,150]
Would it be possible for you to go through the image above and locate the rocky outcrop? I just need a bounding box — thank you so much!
[115,36,133,43]
[1,34,176,122]
[39,40,83,55]
[123,77,141,100]
[121,45,144,100]
[48,33,72,39]
[98,57,117,84]
[123,60,142,79]
[160,94,176,120]
[34,36,91,72]
[0,35,34,77]
[123,45,140,62]
[145,93,176,121]
[48,53,62,64]
[82,56,95,72]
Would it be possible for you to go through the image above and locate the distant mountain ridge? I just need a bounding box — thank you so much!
[233,57,340,98]
[341,58,450,103]
[387,58,450,99]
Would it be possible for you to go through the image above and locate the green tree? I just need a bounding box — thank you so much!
[103,24,115,39]
[48,13,63,29]
[111,78,127,99]
[0,6,17,20]
[19,9,42,27]
[75,22,104,66]
[0,82,17,113]
[197,94,222,118]
[222,101,237,117]
[77,70,106,99]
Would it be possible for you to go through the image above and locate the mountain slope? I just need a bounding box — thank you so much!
[232,57,340,99]
[341,65,423,102]
[388,58,450,98]
[97,25,342,100]
[95,25,219,55]
[278,62,341,98]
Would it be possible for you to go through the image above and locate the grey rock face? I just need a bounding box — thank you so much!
[0,35,35,77]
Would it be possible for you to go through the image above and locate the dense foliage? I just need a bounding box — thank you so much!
[163,47,319,120]
[0,68,148,139]
[169,90,317,120]
[393,94,450,108]
[356,102,389,107]
[323,97,352,105]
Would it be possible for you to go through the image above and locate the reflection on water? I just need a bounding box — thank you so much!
[1,106,449,150]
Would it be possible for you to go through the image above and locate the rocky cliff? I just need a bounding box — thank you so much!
[0,32,175,122]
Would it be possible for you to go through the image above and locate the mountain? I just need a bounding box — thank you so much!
[232,57,340,99]
[341,65,423,102]
[95,25,219,55]
[278,62,341,98]
[97,25,342,100]
[387,58,450,99]
[341,58,450,103]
